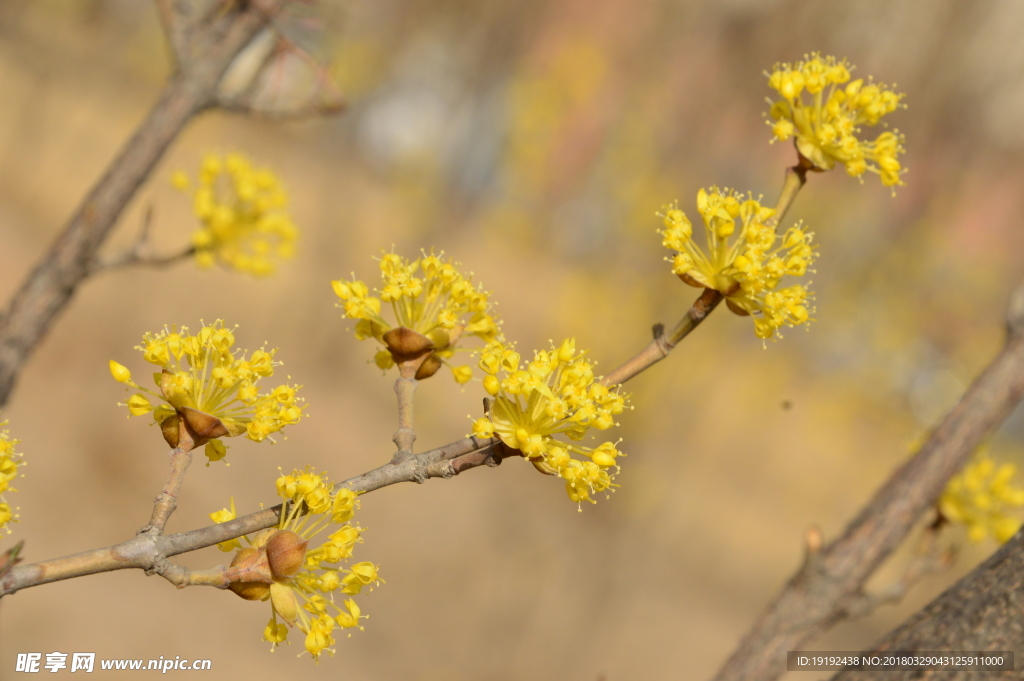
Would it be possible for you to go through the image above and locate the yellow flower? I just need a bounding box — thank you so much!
[110,320,304,460]
[472,339,629,506]
[765,53,906,189]
[940,449,1024,543]
[209,497,242,552]
[223,468,377,661]
[332,251,501,381]
[173,152,297,276]
[0,418,23,534]
[660,188,817,340]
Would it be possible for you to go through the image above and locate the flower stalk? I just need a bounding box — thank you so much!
[142,445,195,536]
[391,365,420,465]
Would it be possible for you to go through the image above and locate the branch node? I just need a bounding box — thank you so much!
[802,524,823,565]
[439,462,456,479]
[144,558,170,578]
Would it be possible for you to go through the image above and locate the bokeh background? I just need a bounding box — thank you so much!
[1,0,1024,679]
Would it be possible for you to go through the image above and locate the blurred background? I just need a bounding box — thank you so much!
[1,0,1024,678]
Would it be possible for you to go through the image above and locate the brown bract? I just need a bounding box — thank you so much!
[227,546,274,601]
[266,530,308,580]
[382,326,434,364]
[158,407,237,450]
[414,354,443,379]
[678,272,703,288]
[383,324,468,379]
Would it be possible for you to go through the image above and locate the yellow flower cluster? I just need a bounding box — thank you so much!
[216,468,380,661]
[110,320,304,462]
[765,54,906,188]
[471,339,628,505]
[940,450,1024,543]
[660,188,816,340]
[171,153,298,276]
[332,251,501,382]
[0,420,22,533]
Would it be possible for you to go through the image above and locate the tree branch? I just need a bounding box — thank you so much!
[0,434,504,595]
[711,283,1024,681]
[602,164,806,387]
[830,527,1024,681]
[0,163,814,596]
[86,205,196,274]
[142,445,195,536]
[0,164,815,596]
[0,0,290,408]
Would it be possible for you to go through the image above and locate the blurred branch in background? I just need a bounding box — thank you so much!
[831,527,1024,681]
[714,284,1024,681]
[0,0,342,408]
[86,206,195,273]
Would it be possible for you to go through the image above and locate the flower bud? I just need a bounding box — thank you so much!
[270,582,299,625]
[109,360,132,383]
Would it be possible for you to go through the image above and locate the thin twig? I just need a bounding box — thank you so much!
[218,98,346,121]
[391,368,418,465]
[838,524,955,620]
[87,205,197,273]
[768,165,807,227]
[93,246,196,272]
[0,436,501,595]
[710,283,1024,681]
[603,287,723,386]
[142,444,195,536]
[13,274,1018,602]
[0,163,813,596]
[602,164,806,387]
